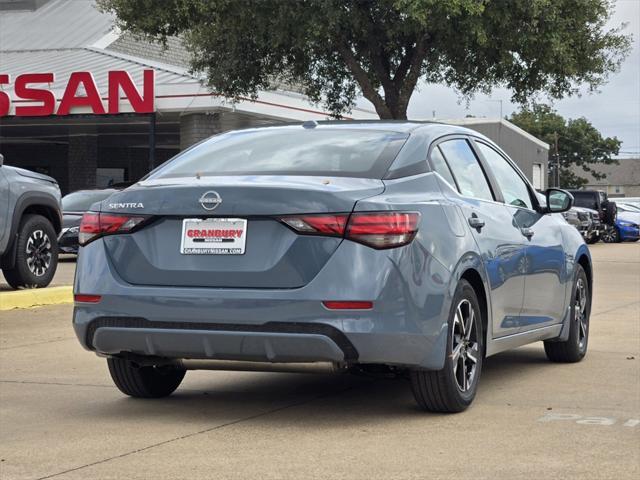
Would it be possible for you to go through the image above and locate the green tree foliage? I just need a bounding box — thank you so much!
[99,0,631,119]
[509,104,621,188]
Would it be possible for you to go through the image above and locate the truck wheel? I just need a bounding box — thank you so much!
[603,201,617,225]
[107,358,185,398]
[2,214,58,289]
[410,280,484,413]
[544,264,590,363]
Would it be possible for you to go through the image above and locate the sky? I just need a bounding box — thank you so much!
[358,0,640,158]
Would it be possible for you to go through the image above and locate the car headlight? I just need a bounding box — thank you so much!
[618,221,637,228]
[67,226,79,233]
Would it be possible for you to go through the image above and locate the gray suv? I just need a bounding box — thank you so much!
[0,154,62,288]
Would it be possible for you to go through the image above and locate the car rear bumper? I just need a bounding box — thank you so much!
[73,238,453,370]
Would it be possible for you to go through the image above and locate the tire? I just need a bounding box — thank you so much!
[603,201,617,225]
[2,214,58,289]
[586,234,600,244]
[602,226,620,243]
[107,357,186,398]
[544,264,590,363]
[410,280,484,413]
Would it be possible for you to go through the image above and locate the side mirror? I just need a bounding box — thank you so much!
[545,188,573,214]
[0,153,4,167]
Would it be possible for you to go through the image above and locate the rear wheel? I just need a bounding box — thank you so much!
[544,264,590,363]
[107,358,185,398]
[2,214,58,289]
[410,280,484,413]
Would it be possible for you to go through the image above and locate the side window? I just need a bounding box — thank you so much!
[429,146,457,189]
[438,139,494,201]
[476,142,533,210]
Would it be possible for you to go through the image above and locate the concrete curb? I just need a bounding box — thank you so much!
[0,286,73,311]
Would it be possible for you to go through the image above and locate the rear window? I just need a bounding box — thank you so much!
[571,192,598,210]
[62,190,116,211]
[151,128,408,179]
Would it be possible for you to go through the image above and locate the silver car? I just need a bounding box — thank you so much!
[73,122,592,413]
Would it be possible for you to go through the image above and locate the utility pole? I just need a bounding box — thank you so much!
[553,131,560,188]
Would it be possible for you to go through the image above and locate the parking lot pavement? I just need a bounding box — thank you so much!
[0,243,638,480]
[0,255,76,292]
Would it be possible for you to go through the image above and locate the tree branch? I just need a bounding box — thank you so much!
[337,43,392,118]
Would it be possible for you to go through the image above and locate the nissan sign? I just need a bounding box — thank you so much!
[0,70,155,117]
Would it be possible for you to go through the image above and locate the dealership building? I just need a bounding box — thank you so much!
[0,0,548,194]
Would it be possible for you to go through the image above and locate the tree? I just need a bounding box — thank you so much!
[99,0,631,120]
[509,104,621,188]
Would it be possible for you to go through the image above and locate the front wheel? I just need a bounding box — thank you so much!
[107,358,186,398]
[410,280,484,413]
[544,264,590,363]
[2,214,58,289]
[586,234,600,244]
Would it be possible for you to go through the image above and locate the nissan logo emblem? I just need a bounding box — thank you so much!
[199,191,222,211]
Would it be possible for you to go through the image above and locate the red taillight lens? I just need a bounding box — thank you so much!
[322,301,373,310]
[74,294,102,303]
[346,212,420,249]
[280,211,420,249]
[280,214,349,236]
[79,212,149,246]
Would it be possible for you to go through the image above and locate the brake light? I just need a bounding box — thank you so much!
[280,214,348,236]
[279,212,420,249]
[79,212,149,246]
[346,212,420,249]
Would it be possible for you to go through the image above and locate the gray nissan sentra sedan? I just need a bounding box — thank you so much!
[73,121,592,413]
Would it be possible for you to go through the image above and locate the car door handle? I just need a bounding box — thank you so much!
[521,227,535,238]
[468,216,485,230]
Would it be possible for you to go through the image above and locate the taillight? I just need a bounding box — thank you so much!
[79,212,150,246]
[346,212,420,249]
[280,214,348,236]
[279,211,419,249]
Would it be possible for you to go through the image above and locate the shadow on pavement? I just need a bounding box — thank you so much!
[77,346,556,426]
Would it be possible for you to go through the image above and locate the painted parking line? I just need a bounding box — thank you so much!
[0,286,73,310]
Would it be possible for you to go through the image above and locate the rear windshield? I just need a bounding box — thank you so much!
[571,192,598,210]
[62,190,115,211]
[150,128,408,179]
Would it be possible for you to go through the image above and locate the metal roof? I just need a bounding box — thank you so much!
[0,0,113,51]
[0,48,195,90]
[443,117,550,150]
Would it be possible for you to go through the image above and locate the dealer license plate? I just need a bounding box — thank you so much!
[180,218,247,255]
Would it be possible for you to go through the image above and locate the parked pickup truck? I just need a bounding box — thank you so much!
[0,154,62,288]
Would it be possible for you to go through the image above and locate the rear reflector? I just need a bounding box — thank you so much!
[74,294,102,303]
[280,211,419,249]
[322,301,373,310]
[79,212,150,246]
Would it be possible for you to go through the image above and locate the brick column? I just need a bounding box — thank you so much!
[67,135,98,192]
[179,112,223,150]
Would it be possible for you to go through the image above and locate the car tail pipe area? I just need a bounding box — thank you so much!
[177,359,347,374]
[110,353,348,374]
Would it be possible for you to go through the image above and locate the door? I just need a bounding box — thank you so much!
[433,139,527,338]
[473,141,566,330]
[0,168,9,253]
